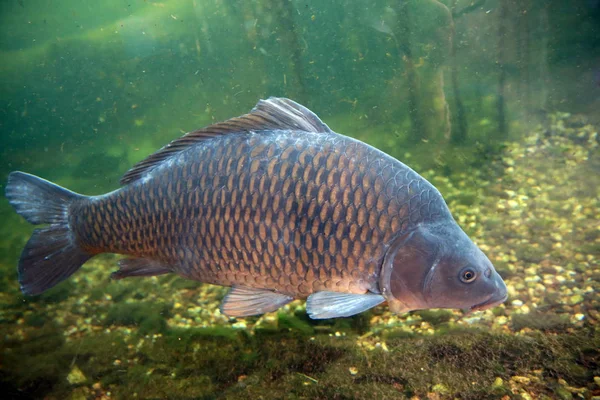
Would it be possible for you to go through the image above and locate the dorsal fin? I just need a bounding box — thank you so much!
[120,97,332,185]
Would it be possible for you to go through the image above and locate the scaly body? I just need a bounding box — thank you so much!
[73,130,449,297]
[6,98,507,319]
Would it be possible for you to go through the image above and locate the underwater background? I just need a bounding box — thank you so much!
[0,0,599,399]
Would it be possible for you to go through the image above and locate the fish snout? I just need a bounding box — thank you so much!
[472,270,508,312]
[492,269,508,299]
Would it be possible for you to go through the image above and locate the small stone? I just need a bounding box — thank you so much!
[67,365,87,385]
[511,375,531,384]
[555,386,573,400]
[69,388,89,400]
[568,294,584,305]
[349,367,358,375]
[521,393,533,400]
[432,383,450,395]
[496,316,508,325]
[594,376,600,387]
[232,321,246,329]
[492,377,504,388]
[525,276,541,283]
[511,299,524,307]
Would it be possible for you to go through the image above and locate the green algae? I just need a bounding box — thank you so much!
[2,313,598,400]
[415,309,454,326]
[277,312,315,335]
[104,304,170,335]
[511,311,571,333]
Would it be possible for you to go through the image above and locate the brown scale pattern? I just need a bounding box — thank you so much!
[71,130,449,297]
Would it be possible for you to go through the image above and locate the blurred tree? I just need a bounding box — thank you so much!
[515,0,532,115]
[262,0,308,104]
[396,1,422,141]
[497,0,509,137]
[448,0,469,144]
[395,0,453,146]
[537,0,550,113]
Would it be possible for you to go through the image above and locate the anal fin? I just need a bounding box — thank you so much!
[306,291,385,319]
[111,258,172,279]
[220,286,294,317]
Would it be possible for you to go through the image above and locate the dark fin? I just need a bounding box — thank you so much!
[111,258,172,279]
[220,286,294,317]
[5,171,83,225]
[306,291,385,319]
[5,171,91,295]
[120,97,333,185]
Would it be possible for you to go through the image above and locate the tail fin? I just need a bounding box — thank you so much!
[5,171,91,295]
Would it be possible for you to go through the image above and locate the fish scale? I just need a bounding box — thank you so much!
[6,97,507,319]
[71,129,442,297]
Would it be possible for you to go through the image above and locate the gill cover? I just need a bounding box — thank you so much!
[380,225,440,313]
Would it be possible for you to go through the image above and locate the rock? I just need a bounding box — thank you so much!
[568,294,584,305]
[67,365,87,385]
[431,383,450,395]
[69,387,89,400]
[511,375,531,385]
[555,386,573,400]
[491,377,504,388]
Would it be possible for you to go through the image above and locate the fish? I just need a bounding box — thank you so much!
[5,98,508,319]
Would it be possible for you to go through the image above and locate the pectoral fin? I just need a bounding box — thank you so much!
[220,286,294,317]
[111,258,172,279]
[306,291,385,319]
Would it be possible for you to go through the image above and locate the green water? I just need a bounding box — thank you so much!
[1,1,599,399]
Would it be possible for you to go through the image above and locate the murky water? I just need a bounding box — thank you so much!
[1,1,599,399]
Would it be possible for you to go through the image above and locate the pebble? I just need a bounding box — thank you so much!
[511,375,531,384]
[67,366,87,385]
[568,294,584,305]
[520,393,533,400]
[524,276,541,283]
[232,321,247,329]
[432,383,450,394]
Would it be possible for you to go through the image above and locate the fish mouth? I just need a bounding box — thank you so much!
[470,292,508,312]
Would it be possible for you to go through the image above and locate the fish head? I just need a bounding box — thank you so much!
[380,224,507,314]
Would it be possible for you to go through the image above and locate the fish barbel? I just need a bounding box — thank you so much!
[5,98,507,319]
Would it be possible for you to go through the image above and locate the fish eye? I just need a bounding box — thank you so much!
[459,267,477,283]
